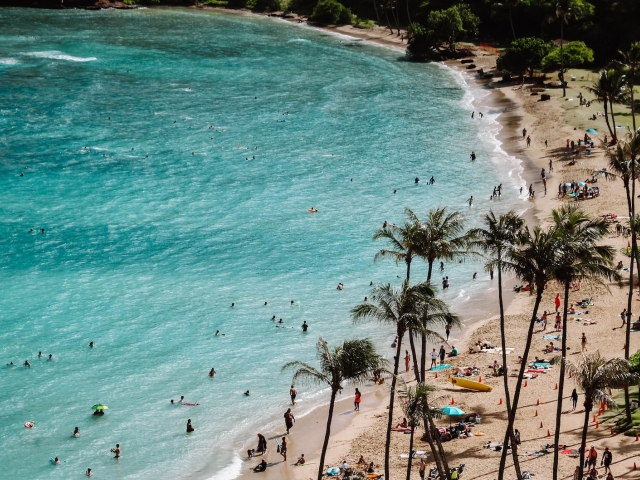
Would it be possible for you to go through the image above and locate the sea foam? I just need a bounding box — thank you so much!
[24,51,97,62]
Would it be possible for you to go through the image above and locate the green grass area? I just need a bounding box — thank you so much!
[352,16,374,29]
[598,385,640,436]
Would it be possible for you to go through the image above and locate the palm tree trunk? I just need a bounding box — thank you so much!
[317,390,337,480]
[500,289,544,477]
[609,98,618,142]
[421,260,435,382]
[372,0,380,25]
[385,336,404,479]
[405,0,411,28]
[508,4,516,40]
[423,401,451,479]
[422,414,446,478]
[552,280,571,480]
[603,98,614,141]
[496,263,522,480]
[406,420,416,480]
[631,69,636,131]
[560,21,565,98]
[383,8,393,34]
[408,331,421,383]
[578,401,592,480]
[625,166,637,422]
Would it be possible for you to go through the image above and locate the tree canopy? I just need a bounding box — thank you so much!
[496,37,552,77]
[541,41,594,71]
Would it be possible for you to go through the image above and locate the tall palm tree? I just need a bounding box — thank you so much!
[565,352,637,480]
[282,338,386,480]
[604,131,640,422]
[352,281,458,480]
[398,382,441,480]
[499,225,560,477]
[615,42,640,130]
[587,69,627,142]
[549,0,592,97]
[468,210,525,480]
[549,205,619,480]
[418,207,471,380]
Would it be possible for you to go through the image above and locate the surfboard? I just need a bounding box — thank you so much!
[430,364,451,371]
[447,377,493,392]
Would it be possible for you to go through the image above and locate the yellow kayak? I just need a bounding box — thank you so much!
[448,377,493,392]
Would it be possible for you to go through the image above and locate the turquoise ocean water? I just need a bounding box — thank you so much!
[0,7,526,479]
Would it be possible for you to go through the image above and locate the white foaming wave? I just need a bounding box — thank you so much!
[0,58,19,65]
[25,51,97,62]
[206,453,242,480]
[288,38,311,43]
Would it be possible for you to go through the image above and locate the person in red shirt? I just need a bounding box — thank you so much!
[354,388,362,411]
[555,294,561,313]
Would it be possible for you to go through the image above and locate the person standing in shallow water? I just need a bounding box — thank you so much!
[289,385,297,405]
[354,388,361,411]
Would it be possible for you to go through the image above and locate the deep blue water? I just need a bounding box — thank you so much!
[0,7,525,479]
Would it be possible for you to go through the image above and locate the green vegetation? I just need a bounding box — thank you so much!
[542,41,594,71]
[310,0,352,24]
[496,37,552,78]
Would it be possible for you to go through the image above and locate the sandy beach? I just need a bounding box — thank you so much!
[229,18,640,479]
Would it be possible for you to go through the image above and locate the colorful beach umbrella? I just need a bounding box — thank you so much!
[586,128,597,134]
[578,182,586,187]
[441,406,465,427]
[91,404,108,410]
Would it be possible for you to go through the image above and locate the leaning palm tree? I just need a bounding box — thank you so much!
[398,382,442,480]
[282,338,386,480]
[499,225,560,477]
[566,352,637,480]
[587,69,627,142]
[468,210,525,480]
[549,205,619,480]
[418,207,471,380]
[352,281,458,480]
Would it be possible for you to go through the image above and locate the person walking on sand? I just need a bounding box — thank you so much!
[549,158,553,171]
[419,457,427,479]
[279,436,287,461]
[571,388,578,410]
[619,308,627,328]
[439,345,446,365]
[430,348,437,368]
[354,388,361,411]
[581,332,588,351]
[527,135,531,147]
[586,446,597,469]
[522,128,527,138]
[555,294,561,313]
[555,312,562,331]
[284,408,295,434]
[405,350,411,373]
[601,447,612,474]
[290,385,297,405]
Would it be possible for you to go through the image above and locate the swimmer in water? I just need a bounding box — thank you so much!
[38,351,42,358]
[186,419,194,432]
[231,303,235,308]
[215,330,221,336]
[73,427,80,437]
[291,300,295,305]
[470,151,476,161]
[48,354,52,361]
[468,196,473,206]
[111,444,121,458]
[54,457,61,465]
[278,318,284,324]
[86,468,92,477]
[415,177,419,184]
[89,342,93,348]
[264,301,268,306]
[301,321,308,332]
[209,368,216,378]
[337,283,344,290]
[271,315,276,321]
[24,360,31,368]
[244,390,250,396]
[308,207,318,213]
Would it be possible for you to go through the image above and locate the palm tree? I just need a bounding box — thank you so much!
[491,0,518,41]
[587,69,627,142]
[565,352,637,480]
[468,210,525,480]
[418,207,471,380]
[615,42,640,130]
[604,131,640,422]
[282,338,386,480]
[549,205,619,480]
[398,382,441,480]
[499,225,560,477]
[549,0,592,97]
[352,281,458,480]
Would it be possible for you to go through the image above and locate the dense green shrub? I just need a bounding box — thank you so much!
[253,0,281,11]
[497,37,552,77]
[310,0,353,25]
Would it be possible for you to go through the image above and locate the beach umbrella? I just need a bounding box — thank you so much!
[578,182,586,187]
[565,183,572,187]
[586,128,597,134]
[441,406,465,427]
[91,404,108,410]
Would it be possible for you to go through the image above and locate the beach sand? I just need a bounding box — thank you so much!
[224,19,640,480]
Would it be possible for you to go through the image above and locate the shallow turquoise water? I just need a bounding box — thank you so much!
[0,7,525,479]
